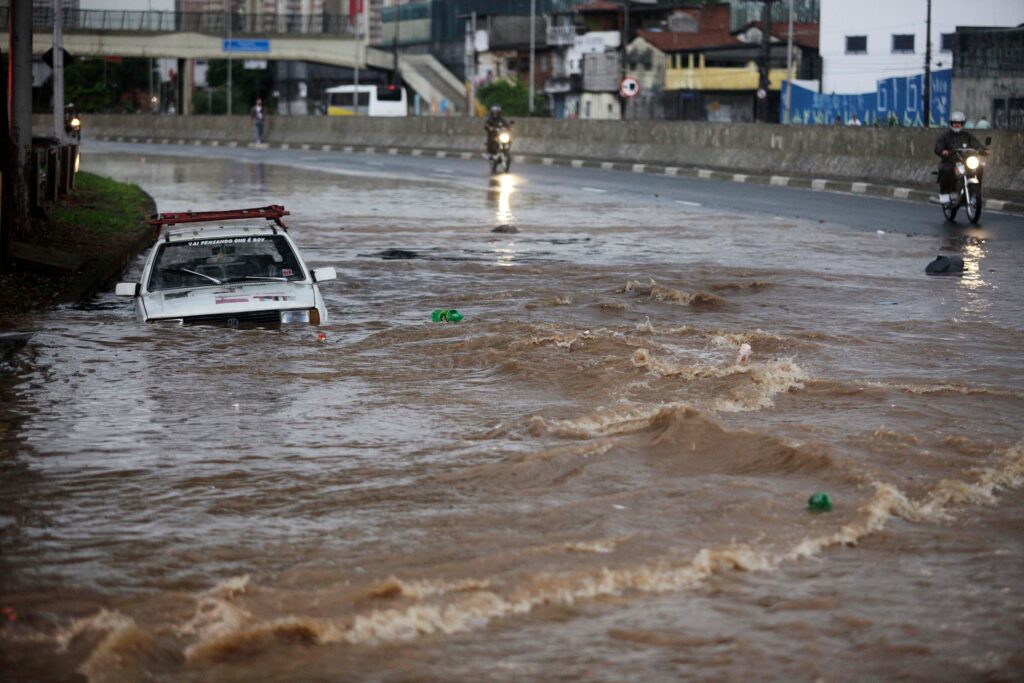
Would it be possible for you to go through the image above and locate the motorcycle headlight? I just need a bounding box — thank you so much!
[965,155,979,170]
[498,132,510,144]
[280,309,311,324]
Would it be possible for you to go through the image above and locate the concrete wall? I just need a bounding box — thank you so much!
[953,77,1024,129]
[820,0,1024,94]
[66,114,1024,195]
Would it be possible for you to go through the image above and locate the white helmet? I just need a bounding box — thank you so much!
[949,111,966,129]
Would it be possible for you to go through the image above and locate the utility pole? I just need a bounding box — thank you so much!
[53,0,65,141]
[757,0,774,123]
[923,0,932,127]
[227,1,233,116]
[392,2,400,85]
[7,0,34,244]
[528,0,536,114]
[784,0,793,124]
[621,1,629,119]
[353,1,361,113]
[465,12,475,116]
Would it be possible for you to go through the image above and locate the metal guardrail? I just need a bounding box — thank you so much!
[0,8,356,37]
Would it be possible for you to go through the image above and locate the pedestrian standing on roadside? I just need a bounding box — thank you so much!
[847,112,862,126]
[250,97,265,144]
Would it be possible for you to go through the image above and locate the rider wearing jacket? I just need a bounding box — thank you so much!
[484,105,509,155]
[935,111,984,203]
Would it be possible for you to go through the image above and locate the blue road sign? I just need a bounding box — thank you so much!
[222,39,270,53]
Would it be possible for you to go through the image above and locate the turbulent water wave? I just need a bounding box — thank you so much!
[860,380,1024,399]
[629,348,809,411]
[82,440,1016,670]
[632,319,805,355]
[525,405,840,481]
[618,279,724,307]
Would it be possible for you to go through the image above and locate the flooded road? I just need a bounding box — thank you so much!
[2,146,1023,682]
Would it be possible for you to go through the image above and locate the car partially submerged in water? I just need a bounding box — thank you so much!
[116,205,336,326]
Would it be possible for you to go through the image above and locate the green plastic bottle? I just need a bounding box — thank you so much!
[807,492,832,512]
[432,309,463,323]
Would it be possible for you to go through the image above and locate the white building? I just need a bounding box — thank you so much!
[820,0,1024,94]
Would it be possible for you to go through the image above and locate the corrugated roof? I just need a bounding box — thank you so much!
[743,21,820,50]
[636,29,740,52]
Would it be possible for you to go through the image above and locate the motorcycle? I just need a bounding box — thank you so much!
[487,125,512,174]
[64,104,82,142]
[940,136,990,225]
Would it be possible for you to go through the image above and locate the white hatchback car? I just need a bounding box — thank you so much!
[116,205,336,327]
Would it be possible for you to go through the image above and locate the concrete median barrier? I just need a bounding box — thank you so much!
[50,114,1024,199]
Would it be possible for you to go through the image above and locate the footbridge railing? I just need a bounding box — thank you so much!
[1,8,357,37]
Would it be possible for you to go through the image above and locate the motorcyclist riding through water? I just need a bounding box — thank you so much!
[935,111,984,205]
[485,105,509,155]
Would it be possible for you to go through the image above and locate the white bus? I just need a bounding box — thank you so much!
[325,84,408,117]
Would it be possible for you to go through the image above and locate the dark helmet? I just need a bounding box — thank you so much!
[949,111,965,129]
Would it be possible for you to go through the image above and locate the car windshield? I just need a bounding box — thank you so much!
[147,235,305,291]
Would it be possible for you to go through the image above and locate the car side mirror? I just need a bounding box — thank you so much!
[115,282,139,296]
[312,267,337,283]
[985,136,992,146]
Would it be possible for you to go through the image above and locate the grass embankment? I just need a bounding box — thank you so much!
[47,172,153,246]
[0,172,155,316]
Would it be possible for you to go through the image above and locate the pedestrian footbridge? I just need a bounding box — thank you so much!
[0,8,465,113]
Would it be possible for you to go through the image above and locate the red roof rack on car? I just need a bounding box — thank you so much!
[149,205,291,234]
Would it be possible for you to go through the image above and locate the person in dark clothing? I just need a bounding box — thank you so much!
[935,111,984,204]
[484,105,509,155]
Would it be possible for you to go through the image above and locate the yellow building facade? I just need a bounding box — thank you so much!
[664,53,791,92]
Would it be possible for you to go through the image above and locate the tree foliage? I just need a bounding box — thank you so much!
[205,60,273,115]
[477,79,548,118]
[63,58,152,112]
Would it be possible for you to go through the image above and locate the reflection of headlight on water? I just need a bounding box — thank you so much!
[498,132,510,144]
[965,155,979,170]
[959,242,985,290]
[496,174,514,224]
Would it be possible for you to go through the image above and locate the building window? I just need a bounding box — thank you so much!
[892,34,915,53]
[845,36,867,54]
[941,33,954,52]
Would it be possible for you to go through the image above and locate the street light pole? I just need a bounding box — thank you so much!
[53,0,64,141]
[528,0,535,114]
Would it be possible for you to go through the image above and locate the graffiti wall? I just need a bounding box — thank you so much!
[783,69,952,126]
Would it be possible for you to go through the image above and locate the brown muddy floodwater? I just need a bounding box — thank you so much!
[1,151,1023,682]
